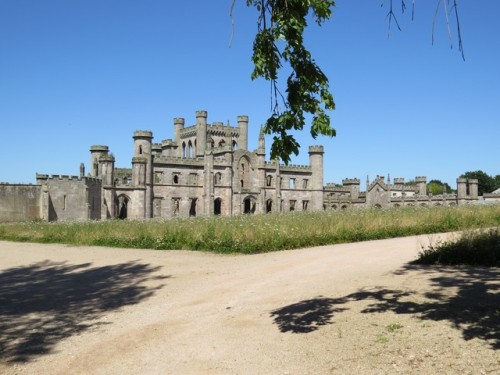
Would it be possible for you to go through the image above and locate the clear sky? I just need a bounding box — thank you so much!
[1,1,498,189]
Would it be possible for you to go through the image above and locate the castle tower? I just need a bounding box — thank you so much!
[468,179,478,199]
[237,115,249,151]
[133,131,153,218]
[415,176,427,196]
[89,145,109,177]
[309,145,324,210]
[342,178,360,200]
[196,110,208,157]
[173,117,185,156]
[99,154,115,186]
[457,177,467,200]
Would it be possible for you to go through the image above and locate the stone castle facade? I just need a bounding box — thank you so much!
[1,110,495,222]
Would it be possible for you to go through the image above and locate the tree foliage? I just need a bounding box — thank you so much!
[246,0,336,164]
[245,0,464,163]
[427,179,453,195]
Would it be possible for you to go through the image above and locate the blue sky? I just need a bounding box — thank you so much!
[1,1,498,189]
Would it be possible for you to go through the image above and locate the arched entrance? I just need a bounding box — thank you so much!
[243,196,256,214]
[214,198,222,216]
[116,194,130,219]
[266,199,273,213]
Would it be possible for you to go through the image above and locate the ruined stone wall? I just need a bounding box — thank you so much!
[42,176,102,221]
[0,184,41,222]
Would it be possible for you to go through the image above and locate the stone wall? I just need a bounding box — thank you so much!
[0,184,41,222]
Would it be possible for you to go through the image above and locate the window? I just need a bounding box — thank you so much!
[214,172,222,186]
[302,200,309,210]
[173,173,179,184]
[266,175,273,187]
[290,200,296,211]
[290,178,296,189]
[302,179,308,189]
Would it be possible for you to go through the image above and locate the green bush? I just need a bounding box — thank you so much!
[415,228,500,267]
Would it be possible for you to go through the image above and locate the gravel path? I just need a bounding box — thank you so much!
[0,233,498,374]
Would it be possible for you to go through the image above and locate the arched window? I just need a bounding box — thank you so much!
[139,145,143,155]
[218,139,225,148]
[266,199,273,213]
[266,175,273,187]
[214,198,222,215]
[232,140,238,150]
[214,172,222,186]
[182,142,187,158]
[188,140,193,158]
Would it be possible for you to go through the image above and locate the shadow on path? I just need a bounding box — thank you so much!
[271,265,499,349]
[0,259,168,363]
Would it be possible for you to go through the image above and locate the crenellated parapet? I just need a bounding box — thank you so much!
[393,177,405,185]
[308,145,324,153]
[36,174,101,183]
[342,178,360,185]
[133,130,153,139]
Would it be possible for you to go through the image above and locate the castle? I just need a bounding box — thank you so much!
[1,110,495,222]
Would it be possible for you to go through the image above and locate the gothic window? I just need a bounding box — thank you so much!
[188,140,193,158]
[290,178,296,189]
[302,179,308,189]
[214,198,222,215]
[266,174,273,187]
[302,200,309,210]
[214,172,222,186]
[238,156,250,189]
[189,198,197,217]
[182,142,187,158]
[266,199,273,213]
[232,140,238,150]
[218,139,225,148]
[172,198,180,216]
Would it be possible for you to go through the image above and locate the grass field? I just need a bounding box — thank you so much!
[1,205,499,254]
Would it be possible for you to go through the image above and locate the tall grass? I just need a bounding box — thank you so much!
[0,205,499,254]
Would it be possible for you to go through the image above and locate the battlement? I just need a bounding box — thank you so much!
[173,118,185,125]
[457,177,467,183]
[237,115,249,122]
[99,154,115,162]
[196,110,208,118]
[308,145,324,153]
[133,130,153,139]
[36,174,101,183]
[415,176,427,183]
[132,156,148,163]
[393,178,405,184]
[342,178,360,185]
[90,145,109,152]
[280,164,312,171]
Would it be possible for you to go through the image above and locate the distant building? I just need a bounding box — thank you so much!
[0,110,492,222]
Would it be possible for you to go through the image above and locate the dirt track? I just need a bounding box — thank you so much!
[0,233,498,374]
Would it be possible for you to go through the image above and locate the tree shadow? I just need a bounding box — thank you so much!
[270,265,499,349]
[0,259,168,363]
